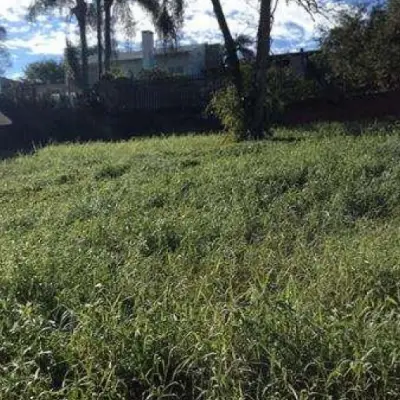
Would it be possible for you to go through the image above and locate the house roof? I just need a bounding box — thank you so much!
[88,43,212,64]
[270,49,320,59]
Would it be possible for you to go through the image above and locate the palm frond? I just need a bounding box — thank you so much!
[27,0,73,21]
[154,0,184,43]
[113,0,136,38]
[87,2,98,29]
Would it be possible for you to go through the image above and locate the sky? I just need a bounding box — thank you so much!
[0,0,347,80]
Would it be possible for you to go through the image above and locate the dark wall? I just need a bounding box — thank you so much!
[2,87,400,154]
[0,96,220,152]
[283,90,400,125]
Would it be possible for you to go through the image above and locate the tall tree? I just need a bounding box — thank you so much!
[103,0,136,73]
[87,0,104,78]
[23,59,65,83]
[210,0,244,98]
[209,0,317,139]
[28,0,90,90]
[95,0,104,78]
[103,0,113,73]
[319,0,400,92]
[248,0,272,138]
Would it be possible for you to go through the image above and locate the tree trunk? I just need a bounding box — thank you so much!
[248,0,272,139]
[75,0,89,90]
[96,0,103,79]
[210,0,244,98]
[104,0,113,73]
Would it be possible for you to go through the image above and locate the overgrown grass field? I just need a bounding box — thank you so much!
[1,127,400,399]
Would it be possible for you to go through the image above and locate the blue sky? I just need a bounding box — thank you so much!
[0,0,346,79]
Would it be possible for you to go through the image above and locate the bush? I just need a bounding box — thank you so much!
[207,85,246,140]
[207,63,319,140]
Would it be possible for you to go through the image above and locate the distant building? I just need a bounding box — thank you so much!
[270,49,320,78]
[88,31,224,84]
[0,77,16,94]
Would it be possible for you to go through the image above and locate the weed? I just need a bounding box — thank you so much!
[0,128,400,398]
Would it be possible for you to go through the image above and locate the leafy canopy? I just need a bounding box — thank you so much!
[23,60,65,84]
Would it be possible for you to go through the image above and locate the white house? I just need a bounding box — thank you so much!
[88,31,224,84]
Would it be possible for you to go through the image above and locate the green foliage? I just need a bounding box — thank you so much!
[23,59,65,84]
[208,63,318,140]
[1,127,400,398]
[136,67,174,81]
[101,64,127,80]
[319,0,400,92]
[207,84,246,140]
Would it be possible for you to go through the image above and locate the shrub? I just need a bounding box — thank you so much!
[207,85,246,140]
[207,63,319,140]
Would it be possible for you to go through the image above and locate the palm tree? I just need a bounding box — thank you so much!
[210,0,244,103]
[248,0,272,139]
[87,0,104,79]
[234,34,255,62]
[103,0,133,73]
[95,0,104,78]
[103,0,184,74]
[28,0,90,90]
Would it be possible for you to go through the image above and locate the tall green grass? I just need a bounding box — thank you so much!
[1,128,400,399]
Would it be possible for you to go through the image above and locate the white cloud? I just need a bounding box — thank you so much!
[7,30,79,55]
[1,0,349,74]
[7,25,32,34]
[0,0,32,22]
[128,0,340,49]
[8,71,23,80]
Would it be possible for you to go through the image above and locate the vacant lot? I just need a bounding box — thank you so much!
[1,128,400,399]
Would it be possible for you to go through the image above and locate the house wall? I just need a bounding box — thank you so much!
[115,59,143,77]
[289,54,307,76]
[186,44,207,75]
[155,52,192,75]
[88,44,209,83]
[205,44,223,70]
[88,64,99,85]
[115,48,205,77]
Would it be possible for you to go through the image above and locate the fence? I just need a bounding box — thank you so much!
[2,72,400,155]
[94,76,226,112]
[283,90,400,125]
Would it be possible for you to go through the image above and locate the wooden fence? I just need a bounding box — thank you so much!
[95,76,226,112]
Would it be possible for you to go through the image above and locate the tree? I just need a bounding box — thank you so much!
[103,0,113,73]
[28,0,90,90]
[248,0,273,139]
[0,26,11,77]
[23,60,65,83]
[209,0,318,139]
[103,0,183,74]
[234,34,255,62]
[88,0,104,79]
[86,0,106,79]
[319,0,400,92]
[96,0,103,78]
[103,0,136,73]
